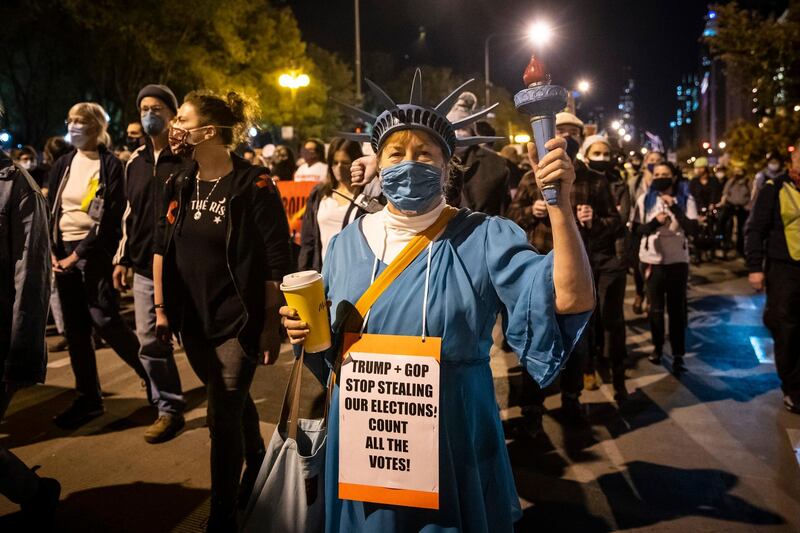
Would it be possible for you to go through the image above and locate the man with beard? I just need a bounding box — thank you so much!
[113,84,188,443]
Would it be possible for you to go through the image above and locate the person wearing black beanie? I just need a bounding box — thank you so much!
[136,84,179,116]
[113,84,188,443]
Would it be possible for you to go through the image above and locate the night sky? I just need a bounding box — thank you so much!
[288,0,707,140]
[287,0,781,141]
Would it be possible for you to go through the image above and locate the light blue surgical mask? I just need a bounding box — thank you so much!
[380,160,444,214]
[67,124,90,150]
[141,111,166,136]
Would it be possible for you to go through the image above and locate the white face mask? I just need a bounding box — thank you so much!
[19,160,35,171]
[768,162,781,172]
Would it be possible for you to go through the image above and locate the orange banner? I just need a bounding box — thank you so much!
[276,180,317,244]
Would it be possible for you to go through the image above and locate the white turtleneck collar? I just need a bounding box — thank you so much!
[361,199,446,264]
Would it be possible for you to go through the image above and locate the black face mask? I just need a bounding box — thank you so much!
[302,148,318,164]
[126,136,144,150]
[651,177,673,192]
[588,160,613,173]
[565,136,580,161]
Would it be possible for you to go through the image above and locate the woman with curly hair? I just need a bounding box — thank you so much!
[153,91,292,531]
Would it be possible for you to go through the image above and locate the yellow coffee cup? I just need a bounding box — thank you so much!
[280,271,332,353]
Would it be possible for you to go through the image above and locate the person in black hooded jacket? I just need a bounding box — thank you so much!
[48,102,148,430]
[153,90,292,532]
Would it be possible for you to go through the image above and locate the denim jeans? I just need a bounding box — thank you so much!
[49,274,65,334]
[181,320,264,523]
[133,273,185,416]
[0,385,40,505]
[54,241,145,403]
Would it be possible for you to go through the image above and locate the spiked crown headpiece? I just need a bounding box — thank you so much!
[337,69,503,158]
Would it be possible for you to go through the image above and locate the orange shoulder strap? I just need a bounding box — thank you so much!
[354,206,458,318]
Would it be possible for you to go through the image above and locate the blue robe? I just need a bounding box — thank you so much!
[320,208,590,532]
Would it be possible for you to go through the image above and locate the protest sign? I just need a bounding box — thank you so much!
[338,333,441,510]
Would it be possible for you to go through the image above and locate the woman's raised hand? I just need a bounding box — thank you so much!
[528,137,577,193]
[350,154,378,187]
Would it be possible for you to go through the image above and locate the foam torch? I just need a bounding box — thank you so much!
[514,54,569,205]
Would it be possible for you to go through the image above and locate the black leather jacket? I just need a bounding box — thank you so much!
[0,151,51,384]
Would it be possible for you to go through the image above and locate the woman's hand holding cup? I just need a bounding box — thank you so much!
[280,271,332,352]
[279,306,310,345]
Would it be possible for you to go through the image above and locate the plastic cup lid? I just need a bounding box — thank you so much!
[281,270,322,290]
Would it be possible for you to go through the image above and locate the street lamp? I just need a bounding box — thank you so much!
[577,80,591,93]
[354,0,362,101]
[718,141,727,149]
[278,73,310,91]
[702,141,711,150]
[279,72,310,141]
[527,21,553,47]
[484,33,500,107]
[611,120,621,130]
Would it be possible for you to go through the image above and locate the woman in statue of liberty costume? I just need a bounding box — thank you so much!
[280,71,595,532]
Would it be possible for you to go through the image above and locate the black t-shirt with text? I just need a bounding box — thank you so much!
[174,173,244,340]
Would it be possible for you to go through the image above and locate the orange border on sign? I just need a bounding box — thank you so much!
[343,333,441,361]
[339,483,439,510]
[339,332,441,509]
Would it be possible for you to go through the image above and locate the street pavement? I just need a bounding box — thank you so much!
[1,258,799,532]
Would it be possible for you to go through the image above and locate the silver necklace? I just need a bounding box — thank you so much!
[194,173,223,220]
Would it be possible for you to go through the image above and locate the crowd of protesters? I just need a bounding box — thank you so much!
[1,78,799,532]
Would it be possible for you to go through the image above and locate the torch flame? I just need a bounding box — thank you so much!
[523,55,549,87]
